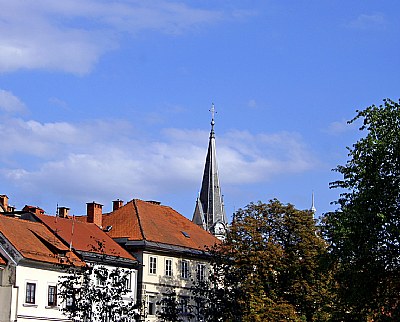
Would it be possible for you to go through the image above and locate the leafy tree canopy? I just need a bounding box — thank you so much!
[326,98,400,320]
[197,199,335,322]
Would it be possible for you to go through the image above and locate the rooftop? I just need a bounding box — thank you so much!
[0,214,84,266]
[0,252,6,265]
[101,199,220,251]
[37,214,136,262]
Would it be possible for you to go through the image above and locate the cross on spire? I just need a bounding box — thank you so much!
[210,103,216,122]
[209,103,216,135]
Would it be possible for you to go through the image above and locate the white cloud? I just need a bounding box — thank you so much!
[348,13,386,30]
[219,130,315,183]
[0,0,228,74]
[247,99,257,108]
[324,119,358,135]
[0,89,27,113]
[48,97,68,109]
[0,117,316,210]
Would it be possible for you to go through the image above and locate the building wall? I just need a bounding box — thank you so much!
[136,250,209,322]
[0,264,17,322]
[87,262,138,305]
[14,265,70,322]
[0,260,138,322]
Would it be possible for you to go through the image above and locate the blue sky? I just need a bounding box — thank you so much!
[1,1,399,221]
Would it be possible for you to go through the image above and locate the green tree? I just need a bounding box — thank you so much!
[156,289,195,322]
[194,199,334,321]
[325,98,400,321]
[58,239,139,322]
[59,265,139,322]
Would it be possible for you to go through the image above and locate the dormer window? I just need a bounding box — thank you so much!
[181,231,190,238]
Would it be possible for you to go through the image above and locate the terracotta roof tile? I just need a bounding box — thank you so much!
[37,214,136,261]
[0,252,6,265]
[0,215,83,266]
[103,199,219,251]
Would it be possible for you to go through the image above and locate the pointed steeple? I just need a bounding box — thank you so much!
[192,104,227,239]
[310,191,317,214]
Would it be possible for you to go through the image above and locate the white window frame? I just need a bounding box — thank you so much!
[25,282,36,304]
[93,265,110,287]
[180,296,189,315]
[197,263,206,282]
[124,271,132,290]
[149,256,157,275]
[181,260,189,279]
[47,284,57,307]
[165,258,173,277]
[148,295,157,315]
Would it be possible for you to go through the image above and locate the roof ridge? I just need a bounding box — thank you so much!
[132,199,146,240]
[0,214,42,225]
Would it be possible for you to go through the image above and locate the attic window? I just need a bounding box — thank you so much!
[181,231,190,238]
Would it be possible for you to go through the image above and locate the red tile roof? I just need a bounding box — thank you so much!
[0,215,84,266]
[0,253,6,265]
[37,214,136,261]
[102,199,219,251]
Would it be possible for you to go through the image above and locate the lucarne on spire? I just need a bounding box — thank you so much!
[192,104,227,239]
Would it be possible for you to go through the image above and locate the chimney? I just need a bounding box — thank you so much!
[0,195,9,211]
[58,207,70,218]
[112,199,123,211]
[22,205,45,215]
[87,202,103,227]
[146,200,161,205]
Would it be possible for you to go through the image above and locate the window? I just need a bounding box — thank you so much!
[197,263,206,282]
[26,283,36,304]
[48,285,57,306]
[181,260,189,279]
[95,266,108,286]
[148,295,156,315]
[165,259,173,277]
[125,271,132,290]
[180,297,189,314]
[149,256,157,275]
[66,294,74,308]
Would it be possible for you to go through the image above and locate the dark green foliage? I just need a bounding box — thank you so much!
[59,265,139,322]
[58,238,139,322]
[156,290,193,322]
[194,199,334,322]
[325,98,400,320]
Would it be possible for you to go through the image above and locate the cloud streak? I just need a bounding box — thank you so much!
[0,0,228,74]
[0,89,27,113]
[347,13,386,30]
[1,113,316,211]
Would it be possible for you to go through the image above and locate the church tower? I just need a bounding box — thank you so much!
[192,104,228,239]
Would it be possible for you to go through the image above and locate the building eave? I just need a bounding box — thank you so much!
[76,250,138,268]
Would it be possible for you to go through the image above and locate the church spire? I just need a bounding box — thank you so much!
[192,104,227,239]
[310,191,317,214]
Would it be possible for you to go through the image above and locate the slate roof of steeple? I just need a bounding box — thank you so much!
[192,105,227,237]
